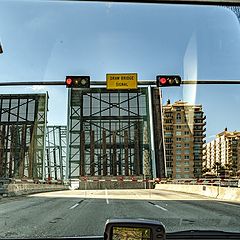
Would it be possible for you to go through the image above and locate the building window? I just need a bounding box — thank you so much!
[166,162,172,167]
[176,149,182,154]
[194,150,202,153]
[166,150,172,155]
[194,119,203,123]
[184,174,189,178]
[176,144,181,148]
[183,137,190,142]
[176,174,181,178]
[184,149,190,154]
[176,138,181,142]
[166,144,172,150]
[194,144,201,148]
[194,126,202,130]
[194,137,203,143]
[176,125,181,129]
[184,131,190,135]
[184,168,189,172]
[176,167,181,172]
[184,161,189,166]
[184,143,190,147]
[176,131,182,136]
[176,161,181,166]
[194,132,203,136]
[165,132,172,137]
[176,155,181,160]
[184,155,190,159]
[194,112,202,118]
[176,113,181,123]
[167,169,172,177]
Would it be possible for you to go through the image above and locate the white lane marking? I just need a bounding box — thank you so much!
[154,204,168,211]
[70,203,79,210]
[105,188,109,204]
[218,202,240,208]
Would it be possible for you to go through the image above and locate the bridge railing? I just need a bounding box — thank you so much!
[156,178,240,188]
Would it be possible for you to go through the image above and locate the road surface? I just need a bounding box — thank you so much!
[0,189,240,238]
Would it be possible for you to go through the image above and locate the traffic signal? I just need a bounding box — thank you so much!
[65,76,90,88]
[156,75,181,87]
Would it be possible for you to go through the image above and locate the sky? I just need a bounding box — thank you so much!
[0,1,240,142]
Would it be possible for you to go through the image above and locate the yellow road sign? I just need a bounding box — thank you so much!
[106,73,138,90]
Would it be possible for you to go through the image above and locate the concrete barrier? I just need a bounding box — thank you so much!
[155,184,240,202]
[78,176,147,190]
[1,183,69,197]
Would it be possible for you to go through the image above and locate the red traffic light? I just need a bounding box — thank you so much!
[65,76,90,88]
[160,77,167,85]
[156,75,181,87]
[66,78,73,86]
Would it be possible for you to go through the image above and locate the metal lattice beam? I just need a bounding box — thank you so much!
[45,126,67,180]
[68,88,153,178]
[0,94,47,180]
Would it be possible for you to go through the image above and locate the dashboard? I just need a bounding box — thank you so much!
[2,219,240,240]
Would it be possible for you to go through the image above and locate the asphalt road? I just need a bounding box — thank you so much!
[0,189,240,238]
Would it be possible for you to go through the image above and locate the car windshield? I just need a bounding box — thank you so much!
[0,0,240,238]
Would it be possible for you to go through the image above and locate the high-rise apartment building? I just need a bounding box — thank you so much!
[203,129,240,175]
[163,100,206,179]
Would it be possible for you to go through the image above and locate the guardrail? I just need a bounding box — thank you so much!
[157,178,240,188]
[0,178,70,197]
[78,176,155,183]
[2,177,238,188]
[0,178,70,186]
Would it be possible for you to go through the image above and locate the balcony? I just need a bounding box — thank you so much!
[194,139,206,144]
[193,133,206,138]
[164,115,173,119]
[194,121,206,126]
[193,127,206,132]
[165,128,173,131]
[194,115,206,120]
